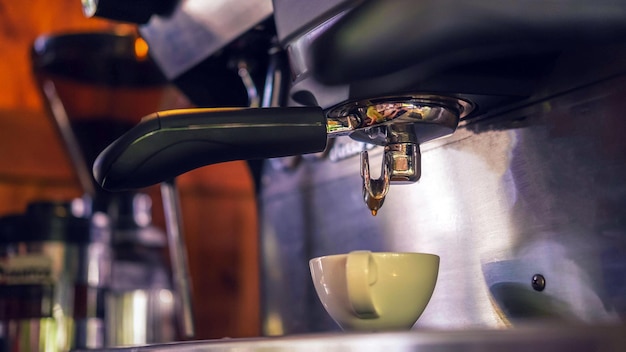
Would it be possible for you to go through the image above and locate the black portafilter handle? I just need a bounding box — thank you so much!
[93,107,328,191]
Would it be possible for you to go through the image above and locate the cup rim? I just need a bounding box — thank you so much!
[309,251,439,264]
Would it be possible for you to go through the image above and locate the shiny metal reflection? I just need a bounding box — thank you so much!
[260,71,626,333]
[105,289,176,346]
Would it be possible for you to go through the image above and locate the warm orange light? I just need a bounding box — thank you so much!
[134,37,149,61]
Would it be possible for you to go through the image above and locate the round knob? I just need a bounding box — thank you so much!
[82,0,176,24]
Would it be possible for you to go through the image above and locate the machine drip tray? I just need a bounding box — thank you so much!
[86,324,626,351]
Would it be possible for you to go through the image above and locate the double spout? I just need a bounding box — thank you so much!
[93,96,470,213]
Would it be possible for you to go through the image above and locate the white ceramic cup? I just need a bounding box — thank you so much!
[309,250,439,331]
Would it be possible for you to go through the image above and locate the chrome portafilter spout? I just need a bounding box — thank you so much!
[360,140,420,216]
[325,95,471,215]
[92,95,471,214]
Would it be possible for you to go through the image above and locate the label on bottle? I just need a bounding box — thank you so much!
[0,255,53,284]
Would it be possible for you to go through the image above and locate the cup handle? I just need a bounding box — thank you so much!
[346,250,379,318]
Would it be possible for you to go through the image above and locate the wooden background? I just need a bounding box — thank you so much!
[0,0,259,340]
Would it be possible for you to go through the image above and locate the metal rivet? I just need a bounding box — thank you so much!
[531,274,546,292]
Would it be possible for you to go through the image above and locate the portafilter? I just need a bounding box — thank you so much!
[93,96,472,215]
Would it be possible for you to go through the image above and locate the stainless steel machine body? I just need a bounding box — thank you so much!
[260,64,626,333]
[258,1,626,334]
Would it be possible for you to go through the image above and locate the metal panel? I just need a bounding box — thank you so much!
[259,72,626,334]
[272,0,360,44]
[139,0,273,79]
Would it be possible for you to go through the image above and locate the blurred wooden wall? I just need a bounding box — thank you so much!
[0,0,259,340]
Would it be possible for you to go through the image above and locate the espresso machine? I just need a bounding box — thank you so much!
[5,31,182,349]
[81,0,626,350]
